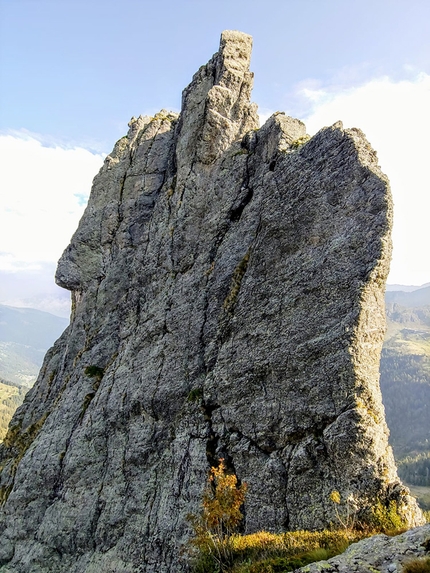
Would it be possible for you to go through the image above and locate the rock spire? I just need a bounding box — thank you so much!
[0,30,424,573]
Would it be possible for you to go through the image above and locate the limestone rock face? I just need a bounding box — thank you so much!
[0,30,424,573]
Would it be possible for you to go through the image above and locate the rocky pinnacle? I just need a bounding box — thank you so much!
[0,30,424,573]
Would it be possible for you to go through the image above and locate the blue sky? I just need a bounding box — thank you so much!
[1,0,429,316]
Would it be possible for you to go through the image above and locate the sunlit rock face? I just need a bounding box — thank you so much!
[0,30,423,573]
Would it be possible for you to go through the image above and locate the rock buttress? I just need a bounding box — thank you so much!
[0,30,423,573]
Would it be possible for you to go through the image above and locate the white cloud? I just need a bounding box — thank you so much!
[258,107,275,127]
[2,294,71,319]
[0,133,105,270]
[0,265,72,318]
[301,73,430,286]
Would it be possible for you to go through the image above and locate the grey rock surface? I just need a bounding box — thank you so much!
[298,523,430,573]
[0,30,424,572]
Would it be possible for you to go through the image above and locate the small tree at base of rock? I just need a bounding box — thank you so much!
[329,490,359,534]
[187,459,247,572]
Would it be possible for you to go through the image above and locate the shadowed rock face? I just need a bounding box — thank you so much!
[0,30,423,573]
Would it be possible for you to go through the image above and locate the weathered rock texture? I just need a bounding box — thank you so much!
[0,30,424,573]
[298,523,430,573]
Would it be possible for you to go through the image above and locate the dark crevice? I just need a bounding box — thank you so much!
[202,401,220,469]
[211,55,219,84]
[198,288,210,375]
[116,144,134,228]
[230,427,272,458]
[227,144,254,224]
[207,221,230,263]
[229,187,254,222]
[241,129,259,154]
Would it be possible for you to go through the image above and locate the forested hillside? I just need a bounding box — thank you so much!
[0,305,68,440]
[380,285,430,508]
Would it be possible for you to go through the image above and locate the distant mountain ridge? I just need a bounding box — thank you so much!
[0,304,68,387]
[386,283,430,292]
[385,285,430,308]
[0,304,69,350]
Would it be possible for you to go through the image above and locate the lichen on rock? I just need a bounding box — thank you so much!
[0,30,424,573]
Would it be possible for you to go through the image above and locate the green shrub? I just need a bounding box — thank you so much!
[368,500,408,533]
[84,365,104,380]
[188,388,203,402]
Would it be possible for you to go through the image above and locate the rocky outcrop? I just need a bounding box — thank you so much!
[0,30,424,573]
[298,523,430,573]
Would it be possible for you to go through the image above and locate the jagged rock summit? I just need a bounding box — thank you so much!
[0,31,424,573]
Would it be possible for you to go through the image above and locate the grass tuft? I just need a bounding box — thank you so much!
[189,528,364,572]
[403,556,430,573]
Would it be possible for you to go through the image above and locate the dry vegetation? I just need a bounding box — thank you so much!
[186,461,417,573]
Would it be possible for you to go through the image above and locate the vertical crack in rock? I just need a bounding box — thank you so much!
[0,30,424,573]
